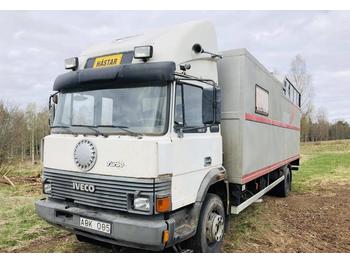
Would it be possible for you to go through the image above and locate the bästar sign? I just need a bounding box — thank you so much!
[35,21,301,252]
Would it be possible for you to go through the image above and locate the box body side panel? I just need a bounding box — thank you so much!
[219,49,301,184]
[218,54,243,183]
[242,53,300,182]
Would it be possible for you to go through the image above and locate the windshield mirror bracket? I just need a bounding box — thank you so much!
[177,128,184,138]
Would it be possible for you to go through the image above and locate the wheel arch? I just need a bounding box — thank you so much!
[195,166,229,215]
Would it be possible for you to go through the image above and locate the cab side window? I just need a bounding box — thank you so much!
[183,84,203,127]
[174,85,184,126]
[175,84,205,132]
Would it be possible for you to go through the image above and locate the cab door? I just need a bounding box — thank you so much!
[170,82,222,209]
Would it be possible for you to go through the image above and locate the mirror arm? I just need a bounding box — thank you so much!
[177,128,184,138]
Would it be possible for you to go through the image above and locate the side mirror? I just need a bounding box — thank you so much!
[49,104,56,126]
[48,93,58,126]
[202,87,215,125]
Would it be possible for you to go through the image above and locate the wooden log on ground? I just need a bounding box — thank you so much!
[1,168,15,188]
[2,175,15,188]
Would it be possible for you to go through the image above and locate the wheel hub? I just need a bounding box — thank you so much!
[206,212,224,243]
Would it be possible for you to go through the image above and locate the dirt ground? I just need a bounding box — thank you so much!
[224,182,350,253]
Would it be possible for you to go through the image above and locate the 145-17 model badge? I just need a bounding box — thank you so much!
[74,139,97,171]
[107,160,126,168]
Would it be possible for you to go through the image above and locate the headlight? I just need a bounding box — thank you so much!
[134,45,153,60]
[133,197,150,212]
[65,57,79,70]
[43,182,52,194]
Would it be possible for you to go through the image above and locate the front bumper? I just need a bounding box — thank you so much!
[35,198,173,251]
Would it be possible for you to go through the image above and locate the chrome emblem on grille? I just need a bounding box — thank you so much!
[74,139,97,171]
[106,160,126,168]
[72,182,95,192]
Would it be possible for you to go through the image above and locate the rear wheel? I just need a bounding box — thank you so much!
[184,193,225,253]
[271,166,291,197]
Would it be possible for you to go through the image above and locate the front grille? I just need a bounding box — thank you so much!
[44,168,171,213]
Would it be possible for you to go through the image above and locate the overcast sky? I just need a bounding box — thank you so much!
[0,11,349,122]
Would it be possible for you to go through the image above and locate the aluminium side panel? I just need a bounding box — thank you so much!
[218,49,301,184]
[241,51,301,183]
[218,50,244,184]
[241,52,285,179]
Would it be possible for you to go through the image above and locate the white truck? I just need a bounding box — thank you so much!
[35,21,301,252]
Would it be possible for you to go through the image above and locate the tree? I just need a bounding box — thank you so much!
[289,55,314,114]
[289,55,315,142]
[300,111,312,142]
[25,103,37,165]
[315,108,330,141]
[35,108,49,160]
[0,101,50,166]
[330,120,350,140]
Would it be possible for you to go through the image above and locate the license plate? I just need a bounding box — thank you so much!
[93,54,123,68]
[79,217,111,234]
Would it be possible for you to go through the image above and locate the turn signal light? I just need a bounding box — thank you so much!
[162,230,169,245]
[156,196,171,213]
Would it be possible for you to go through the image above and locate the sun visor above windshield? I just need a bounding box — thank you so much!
[53,61,176,92]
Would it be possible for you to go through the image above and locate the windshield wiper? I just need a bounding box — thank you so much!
[71,124,106,137]
[174,125,208,138]
[175,125,208,132]
[51,125,78,135]
[97,125,142,137]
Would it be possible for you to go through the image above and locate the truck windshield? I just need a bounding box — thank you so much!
[52,85,169,136]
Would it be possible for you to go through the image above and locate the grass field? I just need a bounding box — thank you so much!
[1,139,350,252]
[224,139,350,252]
[0,164,109,252]
[293,140,350,192]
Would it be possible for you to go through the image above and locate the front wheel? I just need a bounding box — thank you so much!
[184,193,225,253]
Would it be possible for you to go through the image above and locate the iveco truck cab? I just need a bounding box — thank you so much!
[36,21,301,252]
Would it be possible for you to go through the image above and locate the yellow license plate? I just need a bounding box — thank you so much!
[93,54,123,68]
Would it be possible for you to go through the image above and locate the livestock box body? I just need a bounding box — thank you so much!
[218,49,301,184]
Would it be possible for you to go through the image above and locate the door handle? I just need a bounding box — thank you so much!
[204,157,212,167]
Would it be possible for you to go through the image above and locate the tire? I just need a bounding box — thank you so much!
[271,166,291,197]
[184,193,225,253]
[289,172,293,191]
